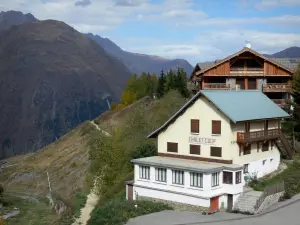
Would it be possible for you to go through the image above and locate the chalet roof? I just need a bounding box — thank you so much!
[147,90,290,138]
[131,156,242,172]
[195,47,295,75]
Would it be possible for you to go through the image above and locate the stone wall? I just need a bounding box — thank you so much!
[255,191,284,214]
[137,196,209,213]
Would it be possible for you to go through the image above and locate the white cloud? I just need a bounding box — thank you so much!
[114,30,300,65]
[256,0,300,8]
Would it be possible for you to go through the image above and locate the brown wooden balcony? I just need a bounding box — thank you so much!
[203,83,230,90]
[263,83,292,92]
[237,129,280,144]
[272,99,290,106]
[230,68,263,76]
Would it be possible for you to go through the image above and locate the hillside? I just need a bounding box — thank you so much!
[266,46,300,58]
[0,90,187,223]
[86,33,194,75]
[0,19,131,158]
[0,10,37,31]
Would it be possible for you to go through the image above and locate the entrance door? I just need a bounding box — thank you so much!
[248,78,257,90]
[210,196,219,212]
[127,184,133,201]
[227,194,233,212]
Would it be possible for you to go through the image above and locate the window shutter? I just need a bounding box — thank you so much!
[190,145,200,155]
[191,119,199,133]
[212,120,221,134]
[210,147,222,157]
[167,142,178,153]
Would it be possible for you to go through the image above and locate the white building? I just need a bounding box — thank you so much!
[126,90,293,212]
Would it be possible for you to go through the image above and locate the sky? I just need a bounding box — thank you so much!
[1,0,300,65]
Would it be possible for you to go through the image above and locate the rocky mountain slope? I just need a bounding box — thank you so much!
[0,19,131,158]
[0,10,37,31]
[86,33,194,75]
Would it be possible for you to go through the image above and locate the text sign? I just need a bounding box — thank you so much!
[189,136,216,145]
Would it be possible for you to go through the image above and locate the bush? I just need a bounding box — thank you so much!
[132,143,157,159]
[88,199,172,225]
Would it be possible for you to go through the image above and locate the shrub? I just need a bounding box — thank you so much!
[132,143,157,159]
[88,199,172,225]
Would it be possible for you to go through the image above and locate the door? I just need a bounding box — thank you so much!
[127,184,133,201]
[236,78,245,89]
[227,194,233,212]
[210,196,219,212]
[248,78,257,90]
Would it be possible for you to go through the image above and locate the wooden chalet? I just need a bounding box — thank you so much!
[190,47,295,109]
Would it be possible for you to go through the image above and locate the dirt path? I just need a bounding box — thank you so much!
[90,121,111,137]
[72,185,99,225]
[72,121,110,225]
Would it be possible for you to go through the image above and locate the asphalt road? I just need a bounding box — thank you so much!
[127,197,300,225]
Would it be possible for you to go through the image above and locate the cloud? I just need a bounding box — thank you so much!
[114,30,300,65]
[256,0,300,8]
[115,0,148,7]
[74,0,91,7]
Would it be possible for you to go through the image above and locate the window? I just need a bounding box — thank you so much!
[172,170,184,185]
[262,141,269,152]
[212,120,221,134]
[243,144,251,155]
[190,145,200,155]
[139,166,150,180]
[212,172,220,187]
[191,119,199,133]
[190,172,203,188]
[243,164,249,173]
[236,171,242,184]
[210,147,222,157]
[155,168,167,182]
[262,160,266,165]
[223,171,233,184]
[167,142,178,153]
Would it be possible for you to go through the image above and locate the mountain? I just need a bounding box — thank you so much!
[86,33,194,75]
[265,47,300,58]
[0,19,131,158]
[0,10,37,31]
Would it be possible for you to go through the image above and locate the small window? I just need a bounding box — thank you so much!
[167,142,178,153]
[190,145,200,155]
[172,170,184,185]
[190,172,203,188]
[262,141,269,152]
[223,171,233,184]
[139,166,150,180]
[212,172,220,187]
[191,119,200,133]
[243,164,249,173]
[243,144,251,155]
[262,160,266,165]
[210,147,222,157]
[212,120,221,135]
[236,171,242,184]
[155,168,167,182]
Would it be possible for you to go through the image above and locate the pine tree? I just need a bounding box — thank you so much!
[175,67,190,98]
[157,69,166,98]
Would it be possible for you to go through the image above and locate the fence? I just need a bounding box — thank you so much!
[254,181,285,210]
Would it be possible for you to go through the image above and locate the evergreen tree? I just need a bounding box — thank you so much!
[157,69,166,98]
[164,69,176,93]
[175,67,190,98]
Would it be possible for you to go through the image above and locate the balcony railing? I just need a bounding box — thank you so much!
[230,68,263,75]
[203,83,230,90]
[263,83,292,92]
[272,99,290,106]
[237,129,280,144]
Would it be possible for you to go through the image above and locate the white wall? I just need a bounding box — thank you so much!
[134,164,244,199]
[157,96,232,161]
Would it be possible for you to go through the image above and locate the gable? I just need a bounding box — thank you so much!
[191,48,294,79]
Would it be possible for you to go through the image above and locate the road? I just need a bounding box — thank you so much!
[127,197,300,225]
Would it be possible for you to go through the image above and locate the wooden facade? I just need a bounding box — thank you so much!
[190,47,294,109]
